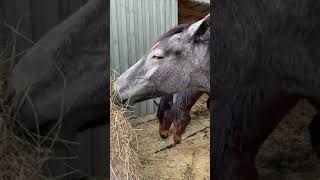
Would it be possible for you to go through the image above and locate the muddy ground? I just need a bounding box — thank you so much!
[130,98,320,180]
[130,95,210,180]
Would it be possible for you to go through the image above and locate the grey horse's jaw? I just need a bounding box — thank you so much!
[114,72,161,105]
[115,86,165,105]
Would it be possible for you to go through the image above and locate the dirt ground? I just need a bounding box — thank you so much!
[257,100,320,180]
[130,98,320,180]
[130,95,210,180]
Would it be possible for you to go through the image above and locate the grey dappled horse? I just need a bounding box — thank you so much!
[114,15,210,105]
[8,0,108,178]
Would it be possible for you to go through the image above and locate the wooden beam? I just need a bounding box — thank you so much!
[179,7,208,18]
[179,17,197,24]
[178,0,209,24]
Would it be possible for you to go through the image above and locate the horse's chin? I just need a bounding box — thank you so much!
[128,91,166,104]
[116,91,169,106]
[114,94,129,105]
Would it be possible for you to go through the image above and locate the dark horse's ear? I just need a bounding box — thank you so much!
[180,104,187,110]
[187,14,210,38]
[153,100,159,107]
[168,101,173,108]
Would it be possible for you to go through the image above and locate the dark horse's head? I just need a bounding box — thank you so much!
[8,0,108,138]
[171,90,194,144]
[154,95,173,139]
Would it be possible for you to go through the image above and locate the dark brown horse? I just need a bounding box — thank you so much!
[213,86,320,180]
[153,95,173,139]
[171,90,205,144]
[154,91,207,144]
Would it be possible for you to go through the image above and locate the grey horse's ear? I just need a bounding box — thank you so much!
[187,14,210,38]
[153,100,160,107]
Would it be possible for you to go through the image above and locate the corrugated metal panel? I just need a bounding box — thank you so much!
[111,0,178,117]
[1,0,88,51]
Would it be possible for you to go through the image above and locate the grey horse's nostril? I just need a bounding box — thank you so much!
[114,94,126,105]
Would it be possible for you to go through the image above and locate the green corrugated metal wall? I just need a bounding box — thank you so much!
[111,0,178,117]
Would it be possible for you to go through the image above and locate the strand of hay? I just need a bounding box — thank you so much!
[154,126,210,154]
[0,26,51,180]
[110,74,141,180]
[0,129,49,180]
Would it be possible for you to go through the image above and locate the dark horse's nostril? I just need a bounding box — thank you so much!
[160,134,168,139]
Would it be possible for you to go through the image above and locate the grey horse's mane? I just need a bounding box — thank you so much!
[150,23,193,47]
[150,19,210,48]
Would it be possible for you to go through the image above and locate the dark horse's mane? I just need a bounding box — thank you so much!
[171,90,193,119]
[150,23,193,47]
[157,95,173,123]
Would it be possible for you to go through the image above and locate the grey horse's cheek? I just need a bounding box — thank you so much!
[162,70,187,93]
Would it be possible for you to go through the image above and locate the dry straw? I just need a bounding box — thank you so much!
[110,73,141,180]
[191,94,209,115]
[0,28,50,180]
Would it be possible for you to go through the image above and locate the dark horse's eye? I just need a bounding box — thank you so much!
[152,55,164,59]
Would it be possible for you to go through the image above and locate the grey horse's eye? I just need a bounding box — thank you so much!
[152,55,164,59]
[175,51,181,56]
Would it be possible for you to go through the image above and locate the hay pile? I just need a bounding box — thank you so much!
[191,94,209,115]
[110,77,141,180]
[0,128,49,180]
[0,38,50,179]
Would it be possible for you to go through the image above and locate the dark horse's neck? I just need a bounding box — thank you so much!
[185,91,205,110]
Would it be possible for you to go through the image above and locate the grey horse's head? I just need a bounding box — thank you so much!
[114,14,210,105]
